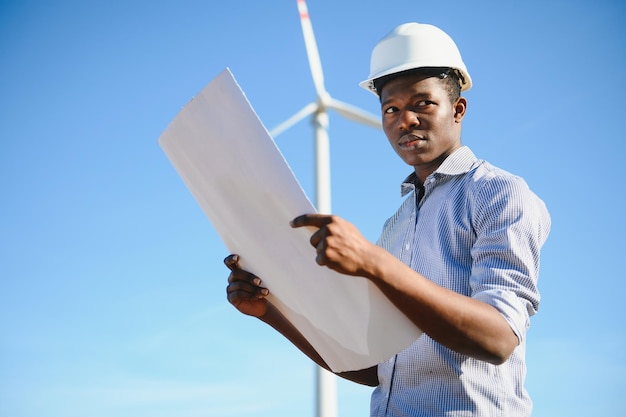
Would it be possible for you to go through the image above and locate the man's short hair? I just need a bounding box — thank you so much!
[373,67,462,103]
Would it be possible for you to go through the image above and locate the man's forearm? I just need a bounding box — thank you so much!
[259,303,330,370]
[260,304,379,386]
[364,248,518,364]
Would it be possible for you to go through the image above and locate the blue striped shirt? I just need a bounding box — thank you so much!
[371,146,551,417]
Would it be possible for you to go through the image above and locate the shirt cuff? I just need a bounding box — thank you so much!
[474,289,532,343]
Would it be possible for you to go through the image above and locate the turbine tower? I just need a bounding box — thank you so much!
[269,1,381,417]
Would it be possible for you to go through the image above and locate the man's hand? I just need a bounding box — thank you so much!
[225,254,270,318]
[290,214,377,277]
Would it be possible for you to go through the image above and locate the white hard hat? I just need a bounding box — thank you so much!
[360,23,472,95]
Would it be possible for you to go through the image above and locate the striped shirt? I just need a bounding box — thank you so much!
[370,146,551,417]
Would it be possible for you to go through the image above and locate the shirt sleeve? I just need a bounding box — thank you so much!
[469,172,551,342]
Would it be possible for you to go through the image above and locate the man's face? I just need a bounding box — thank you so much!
[380,73,466,181]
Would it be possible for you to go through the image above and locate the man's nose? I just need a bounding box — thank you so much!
[398,110,420,130]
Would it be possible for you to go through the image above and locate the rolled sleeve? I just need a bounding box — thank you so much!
[474,288,531,343]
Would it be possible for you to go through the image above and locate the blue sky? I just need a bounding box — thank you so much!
[1,0,624,416]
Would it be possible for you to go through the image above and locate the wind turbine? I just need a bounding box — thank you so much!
[269,1,381,417]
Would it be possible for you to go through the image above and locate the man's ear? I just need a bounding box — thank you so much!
[453,97,467,122]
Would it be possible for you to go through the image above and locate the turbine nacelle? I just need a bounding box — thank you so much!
[317,91,331,110]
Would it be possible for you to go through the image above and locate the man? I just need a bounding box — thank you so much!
[225,22,550,416]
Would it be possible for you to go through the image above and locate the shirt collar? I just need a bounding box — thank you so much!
[400,146,478,197]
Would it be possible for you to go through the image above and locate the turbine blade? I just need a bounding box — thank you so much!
[269,102,319,137]
[297,0,326,97]
[327,98,382,129]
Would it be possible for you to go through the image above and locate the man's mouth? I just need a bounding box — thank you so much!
[398,134,425,149]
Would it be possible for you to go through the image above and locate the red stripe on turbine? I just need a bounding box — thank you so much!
[297,0,309,19]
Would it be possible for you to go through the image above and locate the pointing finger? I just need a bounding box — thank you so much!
[290,214,333,229]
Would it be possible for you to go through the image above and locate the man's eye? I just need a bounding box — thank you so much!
[417,100,433,107]
[384,107,397,114]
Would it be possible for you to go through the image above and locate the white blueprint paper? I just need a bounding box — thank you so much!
[158,68,421,372]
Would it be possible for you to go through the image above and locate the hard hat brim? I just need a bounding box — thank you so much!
[359,64,472,96]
